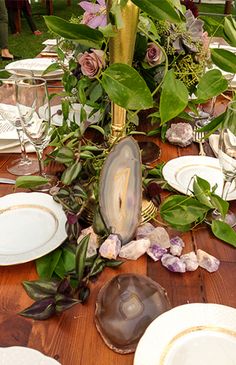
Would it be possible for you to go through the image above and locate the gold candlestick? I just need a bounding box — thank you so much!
[108,0,139,141]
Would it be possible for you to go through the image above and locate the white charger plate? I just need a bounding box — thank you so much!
[0,192,67,265]
[162,155,236,201]
[0,346,60,364]
[5,58,63,79]
[134,303,236,365]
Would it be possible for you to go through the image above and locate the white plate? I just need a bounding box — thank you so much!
[42,39,57,46]
[0,192,67,265]
[5,58,63,79]
[0,346,60,364]
[162,155,236,201]
[134,303,236,365]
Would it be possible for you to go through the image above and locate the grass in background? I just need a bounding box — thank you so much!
[0,1,235,70]
[0,0,81,68]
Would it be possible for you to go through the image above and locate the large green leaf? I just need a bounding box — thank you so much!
[131,0,182,23]
[160,70,188,124]
[101,63,153,110]
[211,49,236,73]
[44,16,104,47]
[160,195,209,226]
[196,69,228,102]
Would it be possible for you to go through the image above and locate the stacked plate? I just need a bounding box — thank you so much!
[5,58,63,80]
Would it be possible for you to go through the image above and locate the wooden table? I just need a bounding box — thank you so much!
[0,95,236,365]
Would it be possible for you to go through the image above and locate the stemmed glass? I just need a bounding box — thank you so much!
[212,100,236,226]
[0,77,39,175]
[16,77,55,190]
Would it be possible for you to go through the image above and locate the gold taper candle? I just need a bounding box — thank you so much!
[107,0,139,140]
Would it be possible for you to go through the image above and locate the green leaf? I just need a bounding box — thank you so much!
[160,70,188,124]
[131,0,182,23]
[101,63,153,110]
[15,176,48,189]
[197,111,225,135]
[44,16,103,47]
[36,249,62,279]
[42,62,62,76]
[61,161,82,185]
[211,49,236,73]
[196,69,228,102]
[193,176,214,208]
[75,234,90,283]
[55,146,75,165]
[210,194,229,218]
[160,195,209,226]
[62,247,76,272]
[211,220,236,247]
[88,124,105,135]
[223,17,236,47]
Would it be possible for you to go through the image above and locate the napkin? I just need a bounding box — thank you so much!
[0,141,35,153]
[209,134,219,157]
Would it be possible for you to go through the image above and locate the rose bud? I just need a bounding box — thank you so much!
[145,43,164,67]
[77,49,106,78]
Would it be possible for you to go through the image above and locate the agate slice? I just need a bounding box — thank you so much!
[95,273,171,354]
[99,137,142,244]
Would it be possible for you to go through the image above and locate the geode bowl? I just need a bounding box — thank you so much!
[94,273,171,354]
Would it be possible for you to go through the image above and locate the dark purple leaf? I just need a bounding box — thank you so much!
[55,294,80,312]
[19,298,56,320]
[22,280,59,301]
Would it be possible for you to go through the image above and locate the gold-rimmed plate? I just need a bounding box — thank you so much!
[0,192,67,265]
[134,303,236,365]
[162,155,236,201]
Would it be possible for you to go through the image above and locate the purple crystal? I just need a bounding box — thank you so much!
[99,234,121,260]
[166,123,193,147]
[180,252,198,271]
[136,223,155,240]
[147,244,167,262]
[119,239,150,260]
[170,236,185,256]
[161,254,186,273]
[197,249,220,272]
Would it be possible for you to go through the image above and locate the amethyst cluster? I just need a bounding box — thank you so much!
[78,223,220,274]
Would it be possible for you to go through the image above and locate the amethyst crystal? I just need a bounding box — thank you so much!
[119,239,150,260]
[180,251,199,271]
[99,234,121,260]
[135,222,155,240]
[161,254,186,273]
[197,249,220,272]
[147,244,167,262]
[77,226,99,257]
[170,236,185,256]
[166,123,193,147]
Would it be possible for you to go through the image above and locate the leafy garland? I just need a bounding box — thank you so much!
[15,0,236,319]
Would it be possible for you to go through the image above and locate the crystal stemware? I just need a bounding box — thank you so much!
[212,100,236,226]
[0,78,39,175]
[16,77,56,190]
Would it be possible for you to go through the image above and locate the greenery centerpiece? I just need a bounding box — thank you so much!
[17,0,236,320]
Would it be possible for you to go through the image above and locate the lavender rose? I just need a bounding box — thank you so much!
[145,43,164,67]
[77,49,105,78]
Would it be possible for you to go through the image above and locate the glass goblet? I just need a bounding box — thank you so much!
[212,100,236,226]
[0,78,39,175]
[16,77,55,191]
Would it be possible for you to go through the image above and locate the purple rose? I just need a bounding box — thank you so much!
[77,49,105,78]
[145,43,164,67]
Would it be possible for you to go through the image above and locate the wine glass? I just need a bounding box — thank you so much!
[0,77,39,175]
[16,77,55,190]
[212,100,236,226]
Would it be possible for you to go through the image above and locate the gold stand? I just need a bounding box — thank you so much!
[107,0,139,141]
